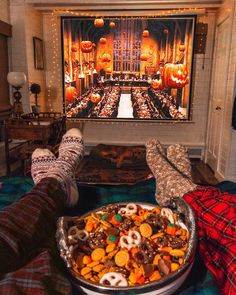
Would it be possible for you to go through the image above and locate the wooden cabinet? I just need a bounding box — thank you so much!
[4,112,66,175]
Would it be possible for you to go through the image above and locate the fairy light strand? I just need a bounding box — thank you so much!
[47,7,205,125]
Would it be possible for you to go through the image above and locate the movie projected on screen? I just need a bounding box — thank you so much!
[62,16,195,121]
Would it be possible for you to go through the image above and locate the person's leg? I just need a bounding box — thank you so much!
[184,187,236,295]
[145,138,197,205]
[32,128,84,207]
[167,143,192,179]
[0,127,84,274]
[0,177,65,274]
[146,138,235,295]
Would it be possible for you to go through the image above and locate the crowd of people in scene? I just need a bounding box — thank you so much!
[91,87,121,118]
[66,86,121,118]
[148,88,186,119]
[131,88,163,119]
[66,82,186,119]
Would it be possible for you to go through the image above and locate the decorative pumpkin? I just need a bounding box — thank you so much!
[142,30,149,37]
[109,21,116,28]
[179,44,186,52]
[71,44,78,52]
[65,86,77,103]
[140,53,148,61]
[151,79,163,90]
[80,41,93,53]
[102,53,111,62]
[90,93,101,104]
[99,37,107,44]
[163,63,189,88]
[94,18,104,27]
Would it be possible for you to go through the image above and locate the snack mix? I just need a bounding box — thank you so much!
[67,203,189,287]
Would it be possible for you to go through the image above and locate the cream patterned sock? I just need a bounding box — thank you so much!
[31,149,56,184]
[167,144,192,179]
[146,138,197,206]
[46,128,84,207]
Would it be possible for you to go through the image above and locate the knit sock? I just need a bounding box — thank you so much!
[167,144,192,180]
[31,149,56,184]
[146,138,197,206]
[45,128,84,207]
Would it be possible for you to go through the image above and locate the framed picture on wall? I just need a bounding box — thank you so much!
[33,37,44,70]
[62,16,196,122]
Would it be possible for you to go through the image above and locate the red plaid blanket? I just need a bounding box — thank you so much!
[0,178,71,295]
[184,186,236,295]
[0,178,235,295]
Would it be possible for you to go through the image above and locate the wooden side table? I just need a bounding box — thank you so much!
[4,112,66,175]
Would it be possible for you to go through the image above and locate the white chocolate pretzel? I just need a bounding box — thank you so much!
[120,230,141,250]
[67,226,89,243]
[118,203,137,216]
[100,272,128,287]
[161,208,174,224]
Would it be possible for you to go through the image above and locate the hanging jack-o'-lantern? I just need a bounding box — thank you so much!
[109,21,115,28]
[140,53,149,61]
[94,18,104,28]
[102,53,111,62]
[151,79,163,90]
[65,86,77,103]
[99,37,107,44]
[179,44,186,52]
[163,28,168,34]
[71,44,78,52]
[90,93,101,104]
[80,41,93,53]
[163,63,189,88]
[142,30,149,37]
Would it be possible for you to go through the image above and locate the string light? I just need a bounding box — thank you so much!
[53,7,205,18]
[47,7,205,125]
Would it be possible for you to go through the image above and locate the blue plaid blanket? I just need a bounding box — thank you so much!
[1,176,235,294]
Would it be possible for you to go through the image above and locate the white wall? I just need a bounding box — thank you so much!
[0,0,10,23]
[43,12,216,151]
[9,0,46,112]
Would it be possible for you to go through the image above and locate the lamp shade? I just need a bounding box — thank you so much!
[7,72,27,87]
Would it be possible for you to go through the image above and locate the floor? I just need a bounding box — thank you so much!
[191,159,219,186]
[0,139,218,186]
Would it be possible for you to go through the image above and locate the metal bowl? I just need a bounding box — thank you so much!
[56,198,197,295]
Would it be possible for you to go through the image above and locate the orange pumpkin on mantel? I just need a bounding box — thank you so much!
[80,41,93,53]
[102,53,111,62]
[94,18,104,28]
[65,86,77,103]
[151,79,163,90]
[90,93,101,104]
[163,63,189,88]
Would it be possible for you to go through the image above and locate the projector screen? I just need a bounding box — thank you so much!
[62,16,195,121]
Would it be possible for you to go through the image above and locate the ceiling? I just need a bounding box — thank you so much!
[25,0,223,12]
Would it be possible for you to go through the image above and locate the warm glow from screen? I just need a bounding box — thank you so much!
[62,16,195,121]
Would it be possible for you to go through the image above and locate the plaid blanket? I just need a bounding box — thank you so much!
[0,178,72,295]
[184,186,236,295]
[1,177,235,294]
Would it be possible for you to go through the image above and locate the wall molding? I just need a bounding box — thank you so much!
[0,20,12,37]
